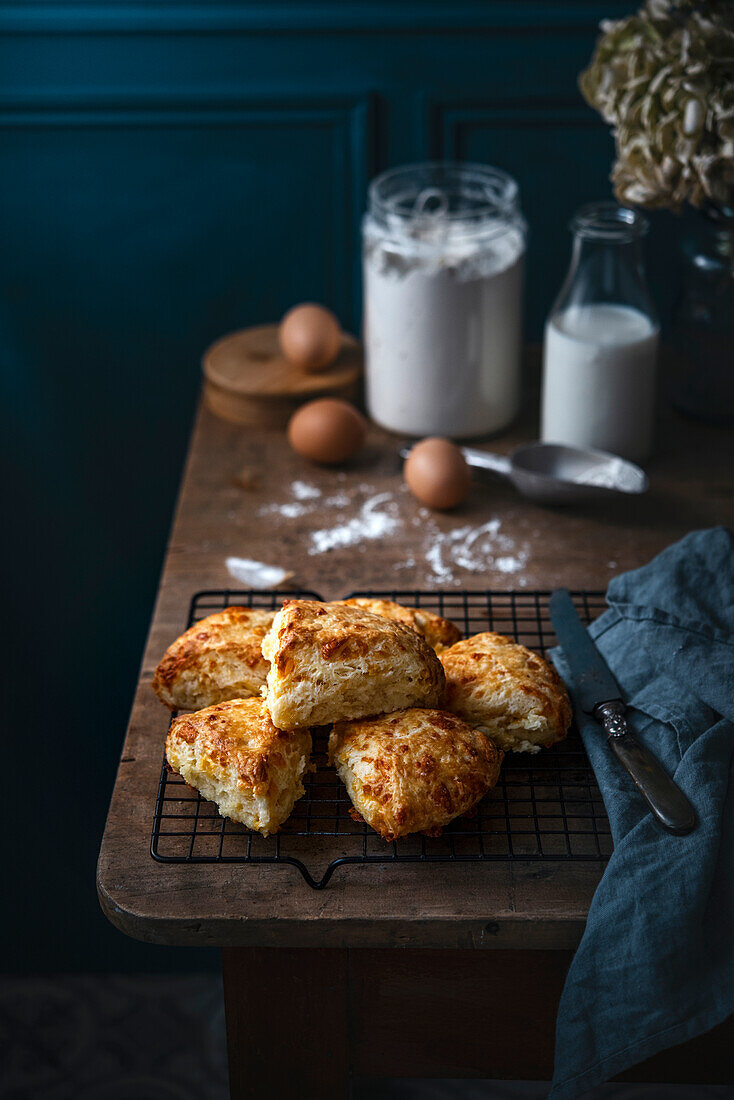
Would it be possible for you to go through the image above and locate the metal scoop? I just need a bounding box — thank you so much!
[401,441,649,505]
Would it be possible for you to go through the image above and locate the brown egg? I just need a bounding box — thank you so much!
[404,437,471,510]
[279,303,342,373]
[287,398,367,465]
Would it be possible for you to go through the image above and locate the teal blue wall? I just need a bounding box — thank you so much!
[4,0,672,971]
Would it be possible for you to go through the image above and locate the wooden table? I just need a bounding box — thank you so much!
[98,367,734,1097]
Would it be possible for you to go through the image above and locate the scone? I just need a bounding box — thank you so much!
[153,606,275,711]
[329,708,503,840]
[261,599,445,729]
[165,697,311,835]
[337,598,461,653]
[441,632,571,753]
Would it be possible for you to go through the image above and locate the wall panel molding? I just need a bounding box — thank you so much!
[0,92,376,323]
[424,96,602,162]
[0,91,375,126]
[0,2,633,36]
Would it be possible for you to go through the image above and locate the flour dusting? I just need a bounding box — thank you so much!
[291,480,322,501]
[258,480,323,519]
[259,500,312,519]
[421,517,529,585]
[309,493,400,555]
[226,557,293,588]
[324,491,351,508]
[250,474,530,583]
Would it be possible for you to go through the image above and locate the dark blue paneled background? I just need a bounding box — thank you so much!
[4,0,679,972]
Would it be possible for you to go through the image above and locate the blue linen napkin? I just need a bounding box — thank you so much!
[549,527,734,1099]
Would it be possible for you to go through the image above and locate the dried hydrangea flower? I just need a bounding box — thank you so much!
[580,0,734,211]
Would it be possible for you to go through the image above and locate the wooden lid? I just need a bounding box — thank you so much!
[203,324,362,399]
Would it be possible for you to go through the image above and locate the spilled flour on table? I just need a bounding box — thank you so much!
[225,557,293,588]
[258,500,312,519]
[258,480,322,519]
[309,492,400,554]
[291,480,322,501]
[419,515,529,585]
[253,477,530,583]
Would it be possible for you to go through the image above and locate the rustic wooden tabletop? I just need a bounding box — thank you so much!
[97,363,734,952]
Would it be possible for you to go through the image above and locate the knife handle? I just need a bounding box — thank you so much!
[596,702,697,836]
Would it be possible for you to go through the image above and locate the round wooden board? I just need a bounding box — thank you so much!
[202,324,363,426]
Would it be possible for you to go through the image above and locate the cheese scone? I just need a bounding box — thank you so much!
[336,598,461,653]
[165,697,311,835]
[262,599,445,729]
[153,600,456,712]
[329,708,503,840]
[441,632,571,753]
[153,606,275,711]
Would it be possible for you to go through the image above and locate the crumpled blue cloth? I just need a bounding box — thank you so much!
[549,527,734,1099]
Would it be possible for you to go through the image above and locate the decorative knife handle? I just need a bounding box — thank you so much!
[596,700,628,738]
[594,702,697,836]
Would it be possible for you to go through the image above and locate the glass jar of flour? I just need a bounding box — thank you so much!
[362,162,527,438]
[541,202,659,463]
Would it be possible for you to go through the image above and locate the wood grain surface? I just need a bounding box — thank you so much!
[97,357,734,949]
[202,324,362,426]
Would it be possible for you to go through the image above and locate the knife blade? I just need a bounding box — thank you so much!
[549,588,696,836]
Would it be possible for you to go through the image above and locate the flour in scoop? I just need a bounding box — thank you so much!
[573,458,642,492]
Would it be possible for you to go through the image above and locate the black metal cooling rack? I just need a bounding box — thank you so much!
[151,588,613,888]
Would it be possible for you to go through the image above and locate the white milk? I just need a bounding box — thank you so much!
[363,222,525,438]
[541,303,659,462]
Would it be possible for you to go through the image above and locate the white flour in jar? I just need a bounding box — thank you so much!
[362,163,527,439]
[363,222,525,438]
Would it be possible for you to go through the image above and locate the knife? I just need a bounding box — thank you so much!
[549,588,696,836]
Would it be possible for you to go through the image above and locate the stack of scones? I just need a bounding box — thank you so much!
[154,598,571,840]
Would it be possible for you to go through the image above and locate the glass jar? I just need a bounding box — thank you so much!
[362,162,527,438]
[541,202,659,463]
[669,205,734,423]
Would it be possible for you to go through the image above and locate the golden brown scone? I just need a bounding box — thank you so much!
[336,598,461,653]
[262,599,446,729]
[165,697,311,836]
[441,632,571,753]
[153,607,275,711]
[329,708,503,840]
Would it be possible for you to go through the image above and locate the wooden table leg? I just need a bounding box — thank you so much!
[222,946,733,1096]
[349,948,570,1081]
[222,946,350,1100]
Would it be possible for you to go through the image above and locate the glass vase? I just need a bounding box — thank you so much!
[669,205,734,424]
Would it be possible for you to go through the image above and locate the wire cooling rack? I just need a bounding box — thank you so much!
[151,589,613,888]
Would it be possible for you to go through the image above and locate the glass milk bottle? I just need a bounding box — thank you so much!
[541,202,659,462]
[363,162,527,438]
